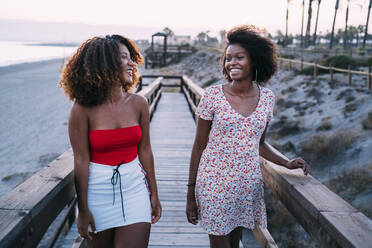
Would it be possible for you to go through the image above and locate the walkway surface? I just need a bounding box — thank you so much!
[148,92,209,247]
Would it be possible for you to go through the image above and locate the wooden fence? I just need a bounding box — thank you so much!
[0,78,163,248]
[278,57,372,90]
[181,75,372,248]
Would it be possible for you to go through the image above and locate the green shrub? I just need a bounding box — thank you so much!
[359,57,372,67]
[296,66,328,75]
[280,54,295,59]
[322,55,357,69]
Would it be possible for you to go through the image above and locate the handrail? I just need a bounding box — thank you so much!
[181,76,203,120]
[138,77,162,118]
[260,151,372,247]
[181,77,372,248]
[0,78,163,248]
[278,57,372,89]
[0,150,75,248]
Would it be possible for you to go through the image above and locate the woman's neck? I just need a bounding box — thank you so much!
[230,80,255,95]
[109,86,126,103]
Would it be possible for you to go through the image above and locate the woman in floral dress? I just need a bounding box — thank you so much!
[186,25,310,248]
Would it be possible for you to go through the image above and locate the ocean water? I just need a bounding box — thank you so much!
[0,41,78,67]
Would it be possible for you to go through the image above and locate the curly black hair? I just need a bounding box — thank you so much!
[58,35,143,107]
[221,25,278,83]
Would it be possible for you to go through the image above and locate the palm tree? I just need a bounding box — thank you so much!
[349,26,359,47]
[305,0,314,47]
[163,27,174,37]
[363,0,372,48]
[330,0,340,49]
[344,0,351,50]
[312,0,322,45]
[197,32,207,43]
[219,30,226,45]
[358,24,364,47]
[301,0,305,48]
[285,0,292,47]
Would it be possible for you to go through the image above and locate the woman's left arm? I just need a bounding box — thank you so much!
[259,124,310,175]
[137,96,162,223]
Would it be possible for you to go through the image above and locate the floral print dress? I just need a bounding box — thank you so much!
[195,84,275,235]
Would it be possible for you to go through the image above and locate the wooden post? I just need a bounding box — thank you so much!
[279,59,282,70]
[330,67,334,83]
[368,67,372,90]
[288,60,292,71]
[313,63,317,78]
[180,78,184,93]
[138,76,143,92]
[301,59,304,70]
[347,65,351,86]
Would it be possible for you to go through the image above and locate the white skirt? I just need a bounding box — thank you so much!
[87,156,151,232]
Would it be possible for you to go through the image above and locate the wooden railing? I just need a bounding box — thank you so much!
[181,76,372,248]
[138,77,163,119]
[180,76,203,120]
[279,47,372,57]
[278,57,372,90]
[0,78,163,248]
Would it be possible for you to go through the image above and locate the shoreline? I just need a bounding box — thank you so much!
[0,58,65,76]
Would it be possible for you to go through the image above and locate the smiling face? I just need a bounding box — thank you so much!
[224,44,252,82]
[118,43,134,83]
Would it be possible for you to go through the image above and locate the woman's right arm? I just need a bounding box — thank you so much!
[186,117,212,224]
[68,103,95,239]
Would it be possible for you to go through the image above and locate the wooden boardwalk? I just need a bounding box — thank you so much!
[149,92,209,247]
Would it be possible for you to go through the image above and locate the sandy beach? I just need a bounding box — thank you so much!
[0,59,72,197]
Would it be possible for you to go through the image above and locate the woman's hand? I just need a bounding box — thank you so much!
[77,209,96,240]
[151,194,162,224]
[286,157,310,175]
[186,193,199,225]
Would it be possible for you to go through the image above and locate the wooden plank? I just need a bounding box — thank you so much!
[149,92,210,246]
[260,155,372,248]
[319,212,372,248]
[0,150,75,248]
[251,227,278,248]
[137,77,162,99]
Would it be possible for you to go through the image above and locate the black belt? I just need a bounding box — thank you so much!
[110,160,126,221]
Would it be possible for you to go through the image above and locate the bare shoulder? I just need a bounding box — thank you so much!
[69,102,89,128]
[70,102,88,116]
[130,93,148,108]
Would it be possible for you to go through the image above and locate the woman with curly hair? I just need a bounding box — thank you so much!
[186,25,310,248]
[59,35,161,247]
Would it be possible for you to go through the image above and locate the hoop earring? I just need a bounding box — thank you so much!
[255,69,258,83]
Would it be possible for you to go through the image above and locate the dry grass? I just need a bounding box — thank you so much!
[326,163,372,218]
[362,112,372,130]
[316,116,332,131]
[300,129,357,165]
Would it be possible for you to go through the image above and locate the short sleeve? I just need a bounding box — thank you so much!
[267,92,275,123]
[196,88,214,120]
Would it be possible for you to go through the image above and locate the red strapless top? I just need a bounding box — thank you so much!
[89,125,142,166]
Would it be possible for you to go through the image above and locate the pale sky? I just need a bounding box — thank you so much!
[1,0,372,38]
